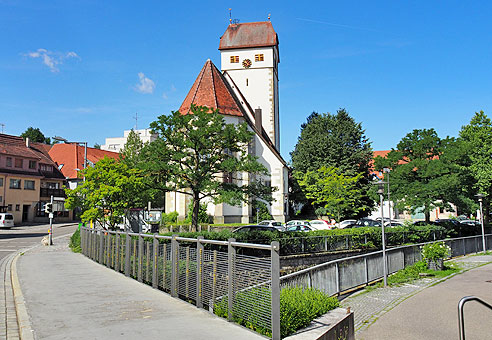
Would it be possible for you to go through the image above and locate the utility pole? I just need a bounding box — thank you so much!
[48,195,54,245]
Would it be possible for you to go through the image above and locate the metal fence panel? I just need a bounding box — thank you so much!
[339,257,365,292]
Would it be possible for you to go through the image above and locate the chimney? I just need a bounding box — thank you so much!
[25,137,30,148]
[254,107,262,131]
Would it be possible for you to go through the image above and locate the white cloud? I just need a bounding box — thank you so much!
[135,72,155,94]
[24,48,79,72]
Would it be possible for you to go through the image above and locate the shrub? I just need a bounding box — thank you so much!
[252,200,273,222]
[161,211,179,225]
[69,229,81,253]
[214,287,339,338]
[421,241,451,262]
[185,201,212,224]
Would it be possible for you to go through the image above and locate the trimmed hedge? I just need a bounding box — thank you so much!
[69,229,81,253]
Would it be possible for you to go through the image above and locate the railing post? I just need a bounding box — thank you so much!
[138,234,143,282]
[463,238,466,256]
[146,241,151,283]
[324,236,328,251]
[227,238,236,321]
[153,236,159,288]
[335,262,340,295]
[163,243,168,290]
[271,241,280,340]
[364,257,369,286]
[345,235,349,250]
[125,233,130,276]
[196,236,204,308]
[115,233,120,271]
[171,235,179,297]
[99,231,104,264]
[106,233,111,267]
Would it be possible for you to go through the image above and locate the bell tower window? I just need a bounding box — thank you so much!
[230,56,239,63]
[255,54,264,62]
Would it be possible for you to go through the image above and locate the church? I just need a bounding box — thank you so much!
[165,21,289,223]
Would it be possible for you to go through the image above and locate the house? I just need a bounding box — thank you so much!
[0,134,70,224]
[165,21,289,223]
[101,129,157,153]
[48,143,120,189]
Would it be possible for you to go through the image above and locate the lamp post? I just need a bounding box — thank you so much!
[375,180,388,286]
[383,168,391,226]
[475,194,487,253]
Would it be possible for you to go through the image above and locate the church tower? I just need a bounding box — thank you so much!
[219,21,280,149]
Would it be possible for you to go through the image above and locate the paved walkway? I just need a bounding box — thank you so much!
[16,235,265,340]
[341,254,492,340]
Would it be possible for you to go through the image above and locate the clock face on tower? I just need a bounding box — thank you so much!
[242,59,252,68]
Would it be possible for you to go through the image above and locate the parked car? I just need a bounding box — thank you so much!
[349,218,381,228]
[233,225,279,233]
[0,213,14,228]
[258,220,284,231]
[336,219,357,229]
[384,221,404,227]
[308,219,333,230]
[285,220,311,228]
[285,225,314,232]
[460,220,481,227]
[413,220,439,226]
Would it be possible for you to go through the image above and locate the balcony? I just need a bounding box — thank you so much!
[40,188,66,198]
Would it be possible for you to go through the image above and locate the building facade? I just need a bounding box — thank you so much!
[0,134,70,225]
[165,21,289,223]
[101,129,157,153]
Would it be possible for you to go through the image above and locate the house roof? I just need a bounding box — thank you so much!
[178,59,287,166]
[49,143,119,179]
[219,22,278,50]
[179,59,244,117]
[0,133,65,179]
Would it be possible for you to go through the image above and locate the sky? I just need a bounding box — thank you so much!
[1,1,491,161]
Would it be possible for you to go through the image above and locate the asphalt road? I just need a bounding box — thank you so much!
[0,223,78,261]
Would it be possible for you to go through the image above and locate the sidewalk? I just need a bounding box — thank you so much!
[341,254,492,340]
[16,235,265,340]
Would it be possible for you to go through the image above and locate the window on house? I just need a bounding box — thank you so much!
[24,180,35,190]
[255,54,264,62]
[0,196,2,203]
[40,164,53,172]
[0,178,3,187]
[6,157,12,167]
[14,158,23,168]
[224,172,233,184]
[7,204,12,211]
[9,179,21,189]
[230,56,239,63]
[29,160,37,169]
[15,204,20,211]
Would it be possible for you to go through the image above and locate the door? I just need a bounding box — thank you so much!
[22,205,30,222]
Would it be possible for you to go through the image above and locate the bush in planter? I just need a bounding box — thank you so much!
[421,241,451,270]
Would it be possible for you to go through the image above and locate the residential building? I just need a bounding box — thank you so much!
[101,129,157,153]
[49,143,119,189]
[166,21,289,223]
[0,134,70,224]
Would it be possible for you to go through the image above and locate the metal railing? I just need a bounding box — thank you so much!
[280,234,492,296]
[458,296,492,340]
[80,227,281,340]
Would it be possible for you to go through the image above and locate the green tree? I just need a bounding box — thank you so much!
[459,111,492,224]
[120,129,144,168]
[148,105,273,229]
[20,127,50,144]
[298,166,365,222]
[93,143,101,149]
[65,157,144,229]
[374,129,463,222]
[290,109,374,217]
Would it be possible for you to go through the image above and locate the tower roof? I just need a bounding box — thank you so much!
[219,21,278,50]
[179,60,244,117]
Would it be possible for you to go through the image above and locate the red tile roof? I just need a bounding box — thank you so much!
[0,134,64,179]
[49,144,119,179]
[179,60,244,117]
[219,22,278,50]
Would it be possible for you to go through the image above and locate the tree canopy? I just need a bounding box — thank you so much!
[291,109,374,218]
[20,127,50,144]
[147,105,273,228]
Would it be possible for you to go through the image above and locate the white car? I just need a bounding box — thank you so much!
[0,213,14,228]
[337,220,357,229]
[309,219,333,230]
[285,220,311,229]
[258,220,284,231]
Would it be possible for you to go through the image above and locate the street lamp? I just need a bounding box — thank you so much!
[383,168,391,226]
[475,193,487,253]
[375,180,388,286]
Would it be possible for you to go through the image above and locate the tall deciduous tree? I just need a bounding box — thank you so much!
[459,111,492,224]
[290,109,374,217]
[20,127,50,144]
[374,129,464,222]
[298,166,365,222]
[65,157,144,229]
[148,105,273,228]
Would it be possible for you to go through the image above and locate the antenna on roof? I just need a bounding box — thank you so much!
[133,112,138,130]
[229,8,232,24]
[268,13,271,20]
[0,123,4,134]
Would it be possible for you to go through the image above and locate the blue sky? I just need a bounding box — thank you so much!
[1,1,491,161]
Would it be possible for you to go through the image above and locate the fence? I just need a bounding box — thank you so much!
[280,234,492,295]
[80,227,281,340]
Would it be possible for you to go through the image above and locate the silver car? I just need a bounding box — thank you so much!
[258,220,284,231]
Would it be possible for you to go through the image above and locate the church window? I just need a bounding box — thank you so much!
[246,78,248,86]
[255,54,264,62]
[230,56,239,63]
